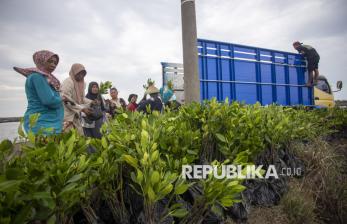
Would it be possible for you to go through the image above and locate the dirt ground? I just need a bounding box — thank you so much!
[246,206,290,224]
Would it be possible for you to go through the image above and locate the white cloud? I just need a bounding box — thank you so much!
[0,0,346,117]
[0,85,24,91]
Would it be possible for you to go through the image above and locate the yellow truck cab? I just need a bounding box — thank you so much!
[314,75,343,108]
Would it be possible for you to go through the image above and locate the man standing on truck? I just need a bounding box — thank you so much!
[293,41,320,86]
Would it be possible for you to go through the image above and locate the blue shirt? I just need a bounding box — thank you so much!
[23,73,64,135]
[160,87,174,104]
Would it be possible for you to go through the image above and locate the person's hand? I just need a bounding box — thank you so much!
[61,94,69,102]
[91,99,99,106]
[63,121,73,131]
[82,108,93,115]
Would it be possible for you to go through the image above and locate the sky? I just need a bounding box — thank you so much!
[0,0,346,117]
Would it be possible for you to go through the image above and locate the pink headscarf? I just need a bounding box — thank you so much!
[13,50,61,91]
[69,63,86,104]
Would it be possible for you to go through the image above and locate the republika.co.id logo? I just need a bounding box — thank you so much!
[182,164,302,180]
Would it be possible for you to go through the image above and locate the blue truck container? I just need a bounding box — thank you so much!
[162,38,314,106]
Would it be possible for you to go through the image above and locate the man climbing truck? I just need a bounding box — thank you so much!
[292,41,343,107]
[293,41,320,87]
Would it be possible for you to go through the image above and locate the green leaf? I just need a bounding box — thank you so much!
[67,174,83,184]
[29,113,40,129]
[220,197,234,207]
[59,182,78,195]
[136,169,144,184]
[151,150,159,162]
[215,133,227,143]
[96,157,103,164]
[229,184,246,194]
[169,203,184,210]
[147,186,156,202]
[150,171,160,185]
[32,191,51,199]
[0,180,21,192]
[99,81,113,94]
[187,149,198,155]
[0,139,13,151]
[28,131,35,144]
[123,155,138,168]
[141,120,147,129]
[141,130,149,147]
[33,192,55,210]
[226,181,238,188]
[5,168,24,180]
[170,208,188,218]
[131,172,137,183]
[66,132,76,147]
[79,154,87,169]
[174,183,189,195]
[160,183,173,196]
[101,137,108,149]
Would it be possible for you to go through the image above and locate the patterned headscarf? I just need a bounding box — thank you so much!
[13,50,61,91]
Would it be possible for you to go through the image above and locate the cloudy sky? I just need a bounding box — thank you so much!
[0,0,346,117]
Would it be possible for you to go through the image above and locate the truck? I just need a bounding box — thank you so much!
[162,38,342,108]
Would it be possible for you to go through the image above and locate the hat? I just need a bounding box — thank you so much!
[146,85,159,94]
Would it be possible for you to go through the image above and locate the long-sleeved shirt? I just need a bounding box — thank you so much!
[137,97,163,114]
[160,87,174,104]
[61,77,91,135]
[23,73,64,134]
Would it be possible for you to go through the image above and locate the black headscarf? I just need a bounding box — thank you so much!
[86,82,105,110]
[86,82,99,100]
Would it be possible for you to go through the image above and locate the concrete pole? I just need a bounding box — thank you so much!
[181,0,200,103]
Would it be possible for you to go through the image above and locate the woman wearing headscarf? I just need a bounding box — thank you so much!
[82,82,106,139]
[61,63,92,135]
[13,50,64,135]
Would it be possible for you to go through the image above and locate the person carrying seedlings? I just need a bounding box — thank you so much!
[293,41,320,86]
[137,84,163,114]
[82,82,106,139]
[13,50,65,135]
[127,94,138,112]
[159,80,174,104]
[61,63,92,135]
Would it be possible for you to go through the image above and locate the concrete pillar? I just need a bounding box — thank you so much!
[181,0,200,103]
